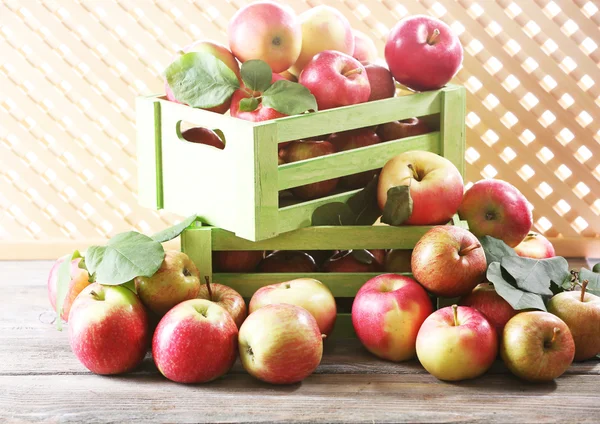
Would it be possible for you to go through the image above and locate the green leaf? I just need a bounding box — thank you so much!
[580,268,600,297]
[151,215,197,243]
[55,250,82,330]
[501,256,570,296]
[381,185,413,226]
[347,175,381,225]
[164,52,240,108]
[86,232,165,286]
[240,60,273,92]
[312,202,355,226]
[262,80,318,115]
[593,262,600,273]
[487,262,547,311]
[352,249,375,265]
[238,97,259,112]
[479,236,517,266]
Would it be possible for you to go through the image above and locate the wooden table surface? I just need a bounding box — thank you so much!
[2,260,599,423]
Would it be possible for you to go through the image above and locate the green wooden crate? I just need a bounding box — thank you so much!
[181,216,469,339]
[138,84,466,242]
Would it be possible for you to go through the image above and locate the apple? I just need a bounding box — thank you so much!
[134,250,201,316]
[281,140,338,200]
[238,303,323,384]
[152,299,238,383]
[180,127,224,149]
[165,40,240,113]
[377,118,430,142]
[249,278,337,335]
[47,256,90,321]
[378,151,463,225]
[352,274,433,361]
[458,179,532,248]
[279,70,297,82]
[384,249,412,273]
[322,250,384,273]
[327,128,381,188]
[501,311,575,382]
[364,63,395,102]
[416,305,497,381]
[230,73,287,122]
[212,250,264,273]
[385,15,463,92]
[68,283,149,375]
[290,5,354,76]
[459,282,517,336]
[412,226,486,297]
[228,2,301,73]
[258,250,318,273]
[514,231,555,259]
[547,281,600,361]
[303,250,338,268]
[352,30,377,63]
[299,50,371,110]
[197,280,247,329]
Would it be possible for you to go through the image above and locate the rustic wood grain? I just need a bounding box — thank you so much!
[2,260,599,423]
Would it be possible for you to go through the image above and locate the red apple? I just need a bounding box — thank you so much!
[322,250,384,273]
[412,226,486,297]
[152,299,238,383]
[48,256,90,321]
[327,128,381,188]
[547,282,600,361]
[228,2,301,73]
[180,127,224,149]
[458,179,532,248]
[212,250,264,273]
[364,64,395,101]
[459,282,517,336]
[299,50,370,110]
[230,73,287,122]
[68,283,149,375]
[281,140,338,200]
[416,305,497,381]
[377,118,430,142]
[238,303,323,384]
[249,278,337,335]
[378,150,464,225]
[385,15,463,92]
[514,231,555,259]
[501,311,575,382]
[384,249,413,273]
[352,30,377,63]
[352,274,433,361]
[290,5,354,76]
[258,250,318,273]
[197,282,247,329]
[134,250,201,316]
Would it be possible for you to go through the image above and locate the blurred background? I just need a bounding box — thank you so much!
[1,0,599,259]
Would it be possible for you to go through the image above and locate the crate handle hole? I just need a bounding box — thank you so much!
[176,120,226,150]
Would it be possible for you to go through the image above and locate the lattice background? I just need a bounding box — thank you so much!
[1,0,599,259]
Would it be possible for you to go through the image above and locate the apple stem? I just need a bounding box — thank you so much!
[427,29,441,45]
[177,50,185,56]
[89,290,101,301]
[343,68,363,78]
[581,280,588,302]
[204,276,213,301]
[452,304,459,326]
[459,243,482,256]
[550,327,560,345]
[321,334,327,340]
[407,163,418,183]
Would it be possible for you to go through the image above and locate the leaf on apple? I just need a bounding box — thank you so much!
[381,185,412,226]
[262,80,318,115]
[86,232,165,286]
[239,97,259,112]
[479,236,517,266]
[164,52,240,108]
[55,250,83,331]
[580,267,600,297]
[352,249,375,265]
[312,202,355,226]
[240,60,273,93]
[487,262,547,311]
[500,256,570,296]
[151,214,198,243]
[347,175,381,225]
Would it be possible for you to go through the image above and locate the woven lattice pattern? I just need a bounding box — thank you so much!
[1,0,598,258]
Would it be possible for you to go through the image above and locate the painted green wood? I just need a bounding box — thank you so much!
[153,102,164,209]
[136,97,160,210]
[181,226,213,287]
[278,132,440,190]
[329,313,355,339]
[440,86,466,177]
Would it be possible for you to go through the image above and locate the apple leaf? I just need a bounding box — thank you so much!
[55,250,82,330]
[262,80,318,115]
[501,256,570,296]
[593,262,600,273]
[580,267,600,297]
[352,249,375,265]
[347,175,381,225]
[381,185,412,226]
[479,235,517,266]
[240,60,272,93]
[164,52,240,108]
[151,214,198,243]
[312,202,355,226]
[487,262,547,311]
[239,97,259,112]
[86,232,165,286]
